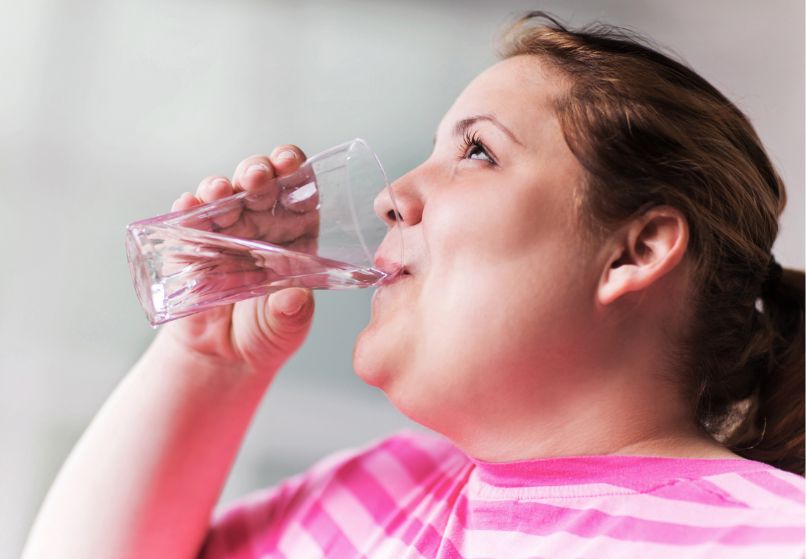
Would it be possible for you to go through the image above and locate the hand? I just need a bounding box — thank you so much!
[161,145,316,376]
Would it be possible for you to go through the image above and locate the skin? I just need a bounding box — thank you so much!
[22,148,321,558]
[23,54,737,559]
[163,146,318,376]
[355,55,737,461]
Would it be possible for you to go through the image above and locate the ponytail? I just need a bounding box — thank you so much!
[725,267,805,475]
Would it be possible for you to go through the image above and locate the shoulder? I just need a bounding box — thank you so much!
[693,462,805,511]
[211,429,466,523]
[634,461,804,547]
[198,429,468,558]
[649,464,806,554]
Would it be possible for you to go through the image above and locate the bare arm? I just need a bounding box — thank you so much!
[23,146,314,558]
[22,290,313,558]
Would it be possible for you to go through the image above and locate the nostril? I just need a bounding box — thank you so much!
[387,209,402,222]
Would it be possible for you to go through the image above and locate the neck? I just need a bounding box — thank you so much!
[450,361,736,463]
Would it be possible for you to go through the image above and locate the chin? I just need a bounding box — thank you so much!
[352,325,393,389]
[353,307,412,386]
[353,330,455,440]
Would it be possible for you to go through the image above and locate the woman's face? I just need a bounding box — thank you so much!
[354,55,601,442]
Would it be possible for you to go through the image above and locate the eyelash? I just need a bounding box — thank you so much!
[457,130,497,166]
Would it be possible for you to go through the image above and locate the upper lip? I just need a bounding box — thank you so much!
[374,254,410,276]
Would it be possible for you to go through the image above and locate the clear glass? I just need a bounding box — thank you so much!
[125,138,402,326]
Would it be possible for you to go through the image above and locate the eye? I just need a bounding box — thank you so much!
[466,143,492,162]
[457,130,497,166]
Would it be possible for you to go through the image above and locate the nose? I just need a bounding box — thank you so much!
[373,169,424,228]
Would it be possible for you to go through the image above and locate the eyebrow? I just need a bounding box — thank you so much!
[433,113,524,146]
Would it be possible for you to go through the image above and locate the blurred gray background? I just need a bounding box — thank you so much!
[1,0,803,555]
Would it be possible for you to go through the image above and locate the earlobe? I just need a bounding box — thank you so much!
[597,207,689,307]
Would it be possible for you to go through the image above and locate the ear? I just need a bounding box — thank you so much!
[597,206,689,307]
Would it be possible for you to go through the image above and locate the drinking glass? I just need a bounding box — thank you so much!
[125,138,402,326]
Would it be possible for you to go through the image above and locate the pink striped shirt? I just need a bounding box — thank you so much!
[198,430,805,558]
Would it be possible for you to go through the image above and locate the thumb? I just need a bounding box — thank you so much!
[264,287,315,344]
[233,288,315,374]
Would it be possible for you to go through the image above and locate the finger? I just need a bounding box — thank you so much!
[278,166,319,214]
[231,155,279,212]
[233,155,276,194]
[190,175,242,230]
[171,192,201,212]
[270,146,314,214]
[269,145,307,176]
[253,204,320,246]
[196,176,234,204]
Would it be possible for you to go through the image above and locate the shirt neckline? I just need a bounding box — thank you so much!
[469,453,772,489]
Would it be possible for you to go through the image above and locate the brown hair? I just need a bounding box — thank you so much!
[499,12,804,474]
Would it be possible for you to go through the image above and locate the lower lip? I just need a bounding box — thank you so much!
[372,273,412,302]
[377,270,411,287]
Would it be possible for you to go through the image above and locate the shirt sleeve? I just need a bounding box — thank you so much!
[195,444,376,559]
[196,472,306,559]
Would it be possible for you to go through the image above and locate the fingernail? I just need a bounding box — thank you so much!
[246,163,270,178]
[211,178,229,189]
[275,150,296,162]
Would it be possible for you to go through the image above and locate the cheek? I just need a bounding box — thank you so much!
[420,276,536,363]
[427,184,566,272]
[419,239,592,376]
[418,299,566,414]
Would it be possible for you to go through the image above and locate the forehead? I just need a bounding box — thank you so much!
[438,55,565,136]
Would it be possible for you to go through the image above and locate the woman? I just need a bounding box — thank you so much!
[24,12,804,559]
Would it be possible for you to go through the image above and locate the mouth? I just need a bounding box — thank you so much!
[373,253,412,284]
[377,266,411,287]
